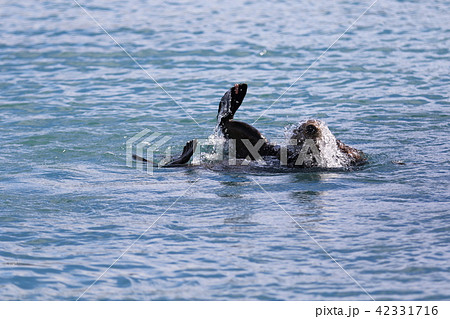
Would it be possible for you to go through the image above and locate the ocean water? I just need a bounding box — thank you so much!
[0,0,449,300]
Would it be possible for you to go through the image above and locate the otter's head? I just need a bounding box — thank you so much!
[290,119,323,143]
[288,119,366,168]
[285,119,324,167]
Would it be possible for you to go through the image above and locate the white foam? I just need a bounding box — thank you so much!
[284,120,350,169]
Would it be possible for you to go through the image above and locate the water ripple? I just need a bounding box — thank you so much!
[1,0,449,300]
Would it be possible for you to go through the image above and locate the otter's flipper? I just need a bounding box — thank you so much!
[217,83,276,159]
[217,83,247,125]
[132,154,150,162]
[163,139,197,166]
[132,140,197,166]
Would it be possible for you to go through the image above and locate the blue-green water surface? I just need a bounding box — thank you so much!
[0,0,449,300]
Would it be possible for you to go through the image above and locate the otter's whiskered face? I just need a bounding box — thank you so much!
[290,119,323,143]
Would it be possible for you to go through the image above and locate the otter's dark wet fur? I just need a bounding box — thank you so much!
[139,83,366,168]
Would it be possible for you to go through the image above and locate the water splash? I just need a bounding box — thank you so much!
[202,132,226,162]
[200,119,352,169]
[315,121,350,168]
[285,120,350,169]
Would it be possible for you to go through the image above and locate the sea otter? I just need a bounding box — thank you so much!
[142,83,366,168]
